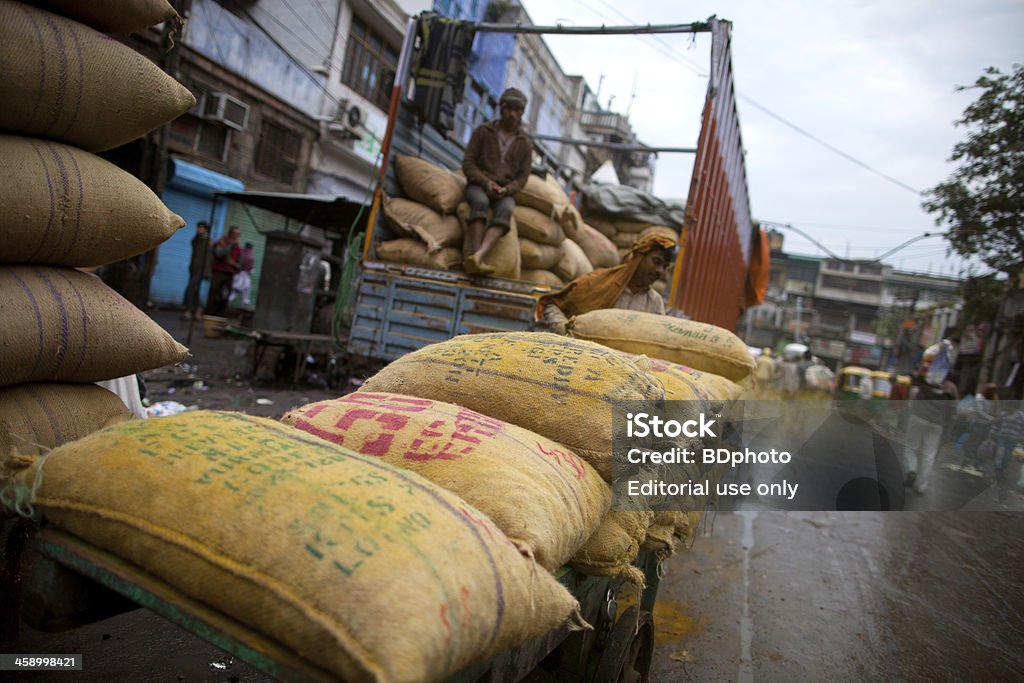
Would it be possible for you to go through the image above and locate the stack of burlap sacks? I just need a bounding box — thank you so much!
[379,154,620,287]
[1,309,755,682]
[0,1,191,458]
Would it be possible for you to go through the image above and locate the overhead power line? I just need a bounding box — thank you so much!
[761,220,942,263]
[538,0,925,197]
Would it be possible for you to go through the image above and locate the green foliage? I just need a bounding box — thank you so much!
[958,273,1005,326]
[923,65,1024,275]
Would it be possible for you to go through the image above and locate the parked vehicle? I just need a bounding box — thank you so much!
[346,14,755,366]
[834,366,872,400]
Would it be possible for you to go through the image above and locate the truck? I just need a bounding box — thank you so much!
[346,13,756,368]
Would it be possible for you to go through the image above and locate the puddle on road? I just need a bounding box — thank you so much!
[651,600,707,643]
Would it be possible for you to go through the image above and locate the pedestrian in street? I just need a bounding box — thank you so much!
[755,347,779,398]
[990,402,1024,484]
[958,383,998,475]
[900,343,959,494]
[230,241,256,308]
[461,87,533,275]
[207,226,241,317]
[183,221,212,320]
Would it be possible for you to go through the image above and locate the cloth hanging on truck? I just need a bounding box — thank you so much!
[410,12,476,139]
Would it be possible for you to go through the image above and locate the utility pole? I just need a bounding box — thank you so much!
[795,296,804,341]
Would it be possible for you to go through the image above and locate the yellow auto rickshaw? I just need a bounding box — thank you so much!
[869,371,892,401]
[834,366,871,400]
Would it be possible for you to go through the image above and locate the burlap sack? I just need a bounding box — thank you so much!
[570,510,654,584]
[382,196,462,253]
[554,238,594,283]
[588,218,618,239]
[25,0,179,33]
[0,382,130,457]
[520,269,564,289]
[518,239,561,271]
[559,205,584,242]
[514,174,569,218]
[512,205,564,246]
[0,136,184,267]
[9,412,579,683]
[617,247,632,261]
[573,224,620,269]
[282,392,611,571]
[0,266,188,387]
[644,356,746,403]
[612,232,638,249]
[360,332,664,479]
[457,204,521,280]
[394,155,466,215]
[640,522,677,557]
[613,220,658,234]
[569,310,757,387]
[375,239,462,271]
[0,0,195,152]
[639,225,679,243]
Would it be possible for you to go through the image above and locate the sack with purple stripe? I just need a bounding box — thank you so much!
[0,382,130,458]
[0,135,184,267]
[0,0,195,152]
[0,266,187,387]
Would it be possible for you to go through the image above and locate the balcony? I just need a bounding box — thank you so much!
[580,110,633,138]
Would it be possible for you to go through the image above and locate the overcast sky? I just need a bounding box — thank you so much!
[518,0,1022,276]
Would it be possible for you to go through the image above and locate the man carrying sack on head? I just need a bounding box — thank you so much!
[535,233,678,334]
[462,87,533,275]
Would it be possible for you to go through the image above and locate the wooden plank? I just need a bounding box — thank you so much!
[32,528,336,683]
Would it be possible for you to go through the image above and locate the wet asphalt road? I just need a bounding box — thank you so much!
[650,511,1024,682]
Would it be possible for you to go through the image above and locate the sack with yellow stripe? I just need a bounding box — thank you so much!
[1,411,582,683]
[283,392,610,571]
[569,310,757,387]
[360,332,664,480]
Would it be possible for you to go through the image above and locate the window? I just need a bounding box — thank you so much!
[342,16,398,111]
[168,80,230,161]
[254,120,301,184]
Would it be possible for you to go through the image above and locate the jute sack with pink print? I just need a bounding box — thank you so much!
[283,392,611,571]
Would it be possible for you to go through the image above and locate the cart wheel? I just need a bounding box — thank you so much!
[594,607,654,683]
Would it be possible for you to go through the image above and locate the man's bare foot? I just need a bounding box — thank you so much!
[464,253,495,276]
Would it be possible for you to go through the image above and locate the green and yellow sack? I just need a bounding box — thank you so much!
[360,332,664,480]
[571,509,654,585]
[569,310,756,387]
[2,411,582,683]
[283,392,611,571]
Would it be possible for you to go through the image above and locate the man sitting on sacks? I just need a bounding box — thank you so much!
[462,87,533,275]
[535,233,677,334]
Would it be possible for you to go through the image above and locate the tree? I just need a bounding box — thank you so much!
[923,65,1024,275]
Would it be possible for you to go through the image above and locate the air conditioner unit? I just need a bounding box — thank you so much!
[203,92,250,131]
[326,101,363,140]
